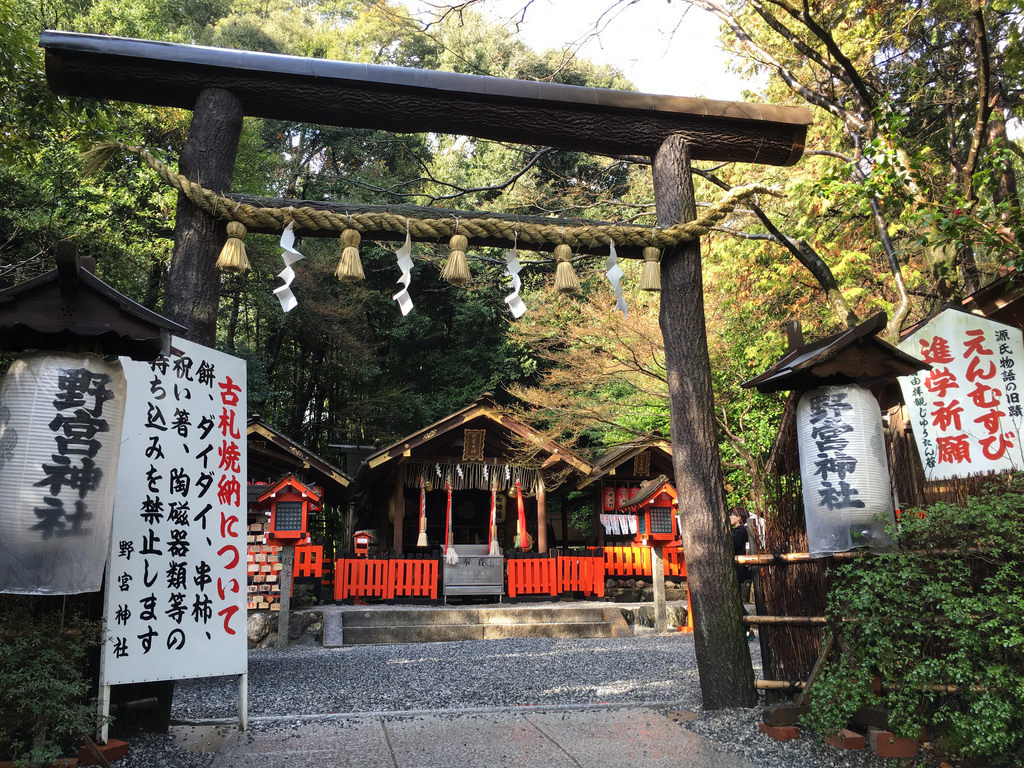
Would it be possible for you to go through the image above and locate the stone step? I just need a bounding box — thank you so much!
[340,606,609,628]
[479,607,609,625]
[482,621,614,640]
[340,620,615,645]
[330,605,627,645]
[322,611,344,648]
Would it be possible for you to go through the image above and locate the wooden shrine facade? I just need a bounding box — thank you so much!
[352,394,591,556]
[577,435,676,546]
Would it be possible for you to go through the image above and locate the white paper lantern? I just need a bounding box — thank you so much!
[0,353,126,594]
[796,384,894,554]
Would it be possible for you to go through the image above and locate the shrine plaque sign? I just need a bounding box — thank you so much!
[100,337,247,685]
[898,309,1024,481]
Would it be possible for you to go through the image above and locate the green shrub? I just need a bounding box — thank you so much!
[0,598,103,767]
[802,475,1024,766]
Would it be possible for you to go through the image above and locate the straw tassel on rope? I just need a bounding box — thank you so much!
[640,246,662,291]
[553,243,581,294]
[335,228,364,282]
[215,221,250,273]
[441,233,471,285]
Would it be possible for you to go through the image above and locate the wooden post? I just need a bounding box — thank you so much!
[97,684,111,743]
[536,477,547,553]
[653,133,756,709]
[392,474,405,555]
[237,673,248,731]
[651,544,667,631]
[276,544,294,649]
[163,88,243,345]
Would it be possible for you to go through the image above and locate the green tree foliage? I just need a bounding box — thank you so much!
[692,0,1024,335]
[1,0,643,455]
[0,599,103,765]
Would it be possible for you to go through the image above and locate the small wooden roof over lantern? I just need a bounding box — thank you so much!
[741,312,930,408]
[0,241,185,360]
[256,473,322,544]
[621,474,679,543]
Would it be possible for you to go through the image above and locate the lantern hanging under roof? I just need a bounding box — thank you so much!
[796,383,894,555]
[0,353,126,594]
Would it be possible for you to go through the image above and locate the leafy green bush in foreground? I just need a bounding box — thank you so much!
[802,476,1024,766]
[0,599,102,767]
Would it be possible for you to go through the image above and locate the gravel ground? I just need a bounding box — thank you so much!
[109,629,910,768]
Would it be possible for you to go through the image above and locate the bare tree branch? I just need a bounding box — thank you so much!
[687,0,866,134]
[962,0,994,203]
[695,168,860,328]
[760,0,877,115]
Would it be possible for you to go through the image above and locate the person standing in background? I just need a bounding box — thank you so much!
[730,507,755,640]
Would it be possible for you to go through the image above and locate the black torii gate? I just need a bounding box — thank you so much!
[41,29,811,708]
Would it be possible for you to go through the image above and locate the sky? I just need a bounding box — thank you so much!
[403,0,761,101]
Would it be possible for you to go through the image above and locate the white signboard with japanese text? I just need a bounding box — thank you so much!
[898,309,1024,481]
[100,337,247,685]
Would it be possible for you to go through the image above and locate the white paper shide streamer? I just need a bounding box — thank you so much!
[393,229,414,316]
[606,241,626,317]
[273,223,305,313]
[504,249,527,318]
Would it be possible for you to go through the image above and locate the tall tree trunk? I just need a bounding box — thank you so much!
[163,88,244,345]
[653,134,756,709]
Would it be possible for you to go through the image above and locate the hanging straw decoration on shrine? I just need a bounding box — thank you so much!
[444,481,459,565]
[553,243,581,294]
[488,485,500,556]
[335,228,364,282]
[401,462,538,493]
[441,233,471,285]
[416,476,428,548]
[640,246,662,291]
[215,221,250,273]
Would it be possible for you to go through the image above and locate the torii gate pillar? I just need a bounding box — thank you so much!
[163,88,243,346]
[654,134,757,708]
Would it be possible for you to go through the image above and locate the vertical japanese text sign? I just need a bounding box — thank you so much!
[101,338,247,685]
[898,309,1024,481]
